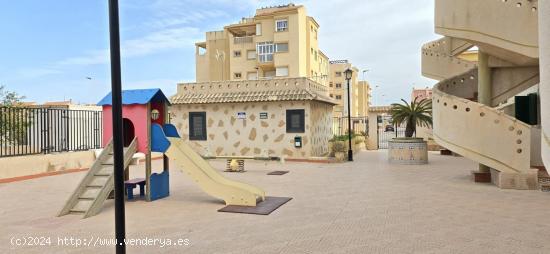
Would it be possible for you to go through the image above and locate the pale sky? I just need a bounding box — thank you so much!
[0,0,440,105]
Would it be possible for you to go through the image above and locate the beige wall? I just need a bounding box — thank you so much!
[0,151,96,179]
[540,1,550,171]
[169,100,333,159]
[196,31,230,82]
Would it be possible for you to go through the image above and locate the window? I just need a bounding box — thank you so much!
[189,112,207,140]
[336,83,342,88]
[247,50,256,60]
[275,43,288,52]
[234,72,242,79]
[329,94,334,98]
[314,50,317,61]
[276,66,289,77]
[311,48,314,54]
[257,42,274,62]
[336,95,342,100]
[247,72,258,80]
[286,109,305,133]
[233,50,241,57]
[329,82,333,88]
[256,23,262,36]
[276,19,288,32]
[335,72,342,77]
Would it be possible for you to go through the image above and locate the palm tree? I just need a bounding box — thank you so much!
[390,98,432,137]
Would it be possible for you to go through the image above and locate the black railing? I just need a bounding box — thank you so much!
[377,115,406,149]
[0,107,102,157]
[332,116,368,136]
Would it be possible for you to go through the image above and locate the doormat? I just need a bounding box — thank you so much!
[217,196,292,215]
[267,171,289,175]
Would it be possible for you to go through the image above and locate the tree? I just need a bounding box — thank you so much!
[0,86,30,145]
[390,98,432,137]
[1,85,25,106]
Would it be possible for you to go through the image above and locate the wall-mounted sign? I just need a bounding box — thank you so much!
[259,112,268,119]
[237,112,246,119]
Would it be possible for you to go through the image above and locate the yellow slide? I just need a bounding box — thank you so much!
[166,137,265,206]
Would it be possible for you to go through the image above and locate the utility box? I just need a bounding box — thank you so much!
[294,136,302,148]
[515,93,538,125]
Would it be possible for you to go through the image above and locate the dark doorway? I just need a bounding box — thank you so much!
[122,118,135,147]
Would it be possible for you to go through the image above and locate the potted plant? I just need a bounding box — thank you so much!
[388,98,432,164]
[332,141,347,162]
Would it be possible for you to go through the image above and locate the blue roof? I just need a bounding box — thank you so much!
[97,88,171,106]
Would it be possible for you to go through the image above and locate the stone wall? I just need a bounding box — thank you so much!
[308,101,333,156]
[170,100,333,159]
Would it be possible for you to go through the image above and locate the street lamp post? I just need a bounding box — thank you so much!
[108,0,126,253]
[344,68,354,161]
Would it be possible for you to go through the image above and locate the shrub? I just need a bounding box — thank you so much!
[331,141,346,153]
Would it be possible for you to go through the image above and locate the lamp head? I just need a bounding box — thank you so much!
[344,68,353,80]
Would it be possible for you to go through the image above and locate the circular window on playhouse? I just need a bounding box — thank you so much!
[151,109,160,120]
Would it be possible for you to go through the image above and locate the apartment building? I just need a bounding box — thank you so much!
[194,4,329,86]
[411,87,433,102]
[328,60,369,117]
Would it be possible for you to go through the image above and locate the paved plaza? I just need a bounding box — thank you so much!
[1,151,549,253]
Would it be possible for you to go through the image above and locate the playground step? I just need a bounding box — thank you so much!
[95,165,114,176]
[80,188,101,199]
[71,200,93,212]
[87,176,110,187]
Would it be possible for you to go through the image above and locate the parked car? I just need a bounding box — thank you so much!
[385,125,395,132]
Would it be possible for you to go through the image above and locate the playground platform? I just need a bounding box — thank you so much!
[2,150,550,253]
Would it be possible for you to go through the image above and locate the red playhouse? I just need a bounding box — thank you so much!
[98,88,171,202]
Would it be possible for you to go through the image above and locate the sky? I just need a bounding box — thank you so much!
[0,0,440,105]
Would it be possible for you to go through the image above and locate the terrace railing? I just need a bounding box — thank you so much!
[0,107,103,157]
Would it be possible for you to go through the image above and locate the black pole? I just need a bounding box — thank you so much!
[347,78,353,161]
[108,0,126,253]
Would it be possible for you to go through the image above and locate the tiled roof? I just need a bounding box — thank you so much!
[171,89,337,105]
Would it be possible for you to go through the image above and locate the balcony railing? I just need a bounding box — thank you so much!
[234,36,254,44]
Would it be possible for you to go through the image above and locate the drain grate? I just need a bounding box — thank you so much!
[267,171,289,175]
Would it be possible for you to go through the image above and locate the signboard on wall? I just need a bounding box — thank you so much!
[259,112,268,119]
[237,112,246,119]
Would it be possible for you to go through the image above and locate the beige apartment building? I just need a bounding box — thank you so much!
[411,87,432,102]
[328,60,370,117]
[194,4,329,86]
[422,0,550,190]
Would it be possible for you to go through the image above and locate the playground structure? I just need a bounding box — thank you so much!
[59,89,266,218]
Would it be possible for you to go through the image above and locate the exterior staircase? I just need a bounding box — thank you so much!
[422,0,542,188]
[58,138,137,218]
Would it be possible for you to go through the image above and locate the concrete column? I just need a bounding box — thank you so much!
[540,2,550,171]
[477,51,492,173]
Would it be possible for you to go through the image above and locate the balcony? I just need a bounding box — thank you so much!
[234,36,254,44]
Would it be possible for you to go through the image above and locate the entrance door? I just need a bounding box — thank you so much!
[122,118,135,147]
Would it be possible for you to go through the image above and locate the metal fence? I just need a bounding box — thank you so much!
[332,116,369,136]
[377,115,406,149]
[0,107,102,157]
